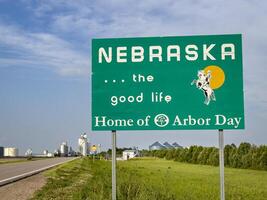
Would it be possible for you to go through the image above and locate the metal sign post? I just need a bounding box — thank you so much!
[112,130,117,200]
[219,129,225,200]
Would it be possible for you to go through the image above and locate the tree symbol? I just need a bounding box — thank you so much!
[154,114,169,127]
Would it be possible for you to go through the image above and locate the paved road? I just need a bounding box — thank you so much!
[0,157,76,186]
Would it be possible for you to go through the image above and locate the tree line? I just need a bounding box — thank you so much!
[140,143,267,170]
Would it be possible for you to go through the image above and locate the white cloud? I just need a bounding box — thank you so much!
[1,0,267,105]
[0,22,89,76]
[30,0,267,105]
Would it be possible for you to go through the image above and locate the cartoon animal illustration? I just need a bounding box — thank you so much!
[191,70,216,105]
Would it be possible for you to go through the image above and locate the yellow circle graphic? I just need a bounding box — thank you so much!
[204,65,225,90]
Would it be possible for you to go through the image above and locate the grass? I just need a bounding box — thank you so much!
[32,157,267,200]
[32,157,97,200]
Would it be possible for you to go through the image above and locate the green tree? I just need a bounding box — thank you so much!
[259,151,267,170]
[197,148,210,165]
[224,144,235,166]
[192,146,203,164]
[165,149,176,160]
[180,148,188,162]
[238,142,251,155]
[207,148,219,166]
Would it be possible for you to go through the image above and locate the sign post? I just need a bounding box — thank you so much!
[112,130,117,200]
[219,129,225,200]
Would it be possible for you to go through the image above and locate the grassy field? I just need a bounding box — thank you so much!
[32,157,267,200]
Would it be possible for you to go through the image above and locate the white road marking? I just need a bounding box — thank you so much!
[0,157,78,186]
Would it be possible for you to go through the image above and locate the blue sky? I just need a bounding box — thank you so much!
[0,0,266,154]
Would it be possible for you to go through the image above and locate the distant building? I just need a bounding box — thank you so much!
[60,142,68,157]
[78,133,89,156]
[25,149,33,157]
[149,142,183,150]
[43,150,49,155]
[4,147,18,157]
[149,142,166,150]
[123,149,139,160]
[46,153,54,157]
[172,142,183,149]
[163,142,174,149]
[0,147,3,157]
[40,149,54,157]
[54,149,60,157]
[68,146,75,156]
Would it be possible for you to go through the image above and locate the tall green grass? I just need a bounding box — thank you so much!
[32,157,267,200]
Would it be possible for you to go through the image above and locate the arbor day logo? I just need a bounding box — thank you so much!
[191,65,225,105]
[154,114,169,127]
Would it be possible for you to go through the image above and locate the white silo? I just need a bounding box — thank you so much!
[60,142,68,157]
[43,149,48,155]
[25,149,33,157]
[4,147,18,157]
[78,133,88,156]
[82,141,88,156]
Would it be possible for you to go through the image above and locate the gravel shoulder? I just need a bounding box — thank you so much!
[0,173,46,200]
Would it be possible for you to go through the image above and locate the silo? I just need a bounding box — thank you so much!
[25,149,33,157]
[78,133,88,156]
[60,142,68,157]
[43,149,48,155]
[78,138,83,153]
[82,141,88,156]
[0,147,3,157]
[4,147,18,157]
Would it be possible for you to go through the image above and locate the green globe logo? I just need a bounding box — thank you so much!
[154,114,169,127]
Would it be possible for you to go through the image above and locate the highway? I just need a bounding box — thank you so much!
[0,157,76,186]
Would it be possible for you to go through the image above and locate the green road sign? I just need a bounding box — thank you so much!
[92,34,244,130]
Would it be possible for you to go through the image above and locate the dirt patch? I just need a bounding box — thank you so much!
[0,173,46,200]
